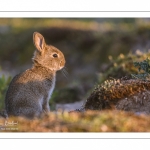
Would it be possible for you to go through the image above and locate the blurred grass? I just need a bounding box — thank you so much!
[0,110,150,132]
[50,86,84,110]
[98,51,150,84]
[0,18,148,66]
[0,75,11,110]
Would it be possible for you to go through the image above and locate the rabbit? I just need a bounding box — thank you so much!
[4,32,66,119]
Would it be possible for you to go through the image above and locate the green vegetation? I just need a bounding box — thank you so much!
[132,58,150,80]
[0,75,11,110]
[98,51,150,84]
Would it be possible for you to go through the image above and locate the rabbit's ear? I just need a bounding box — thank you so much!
[33,32,46,53]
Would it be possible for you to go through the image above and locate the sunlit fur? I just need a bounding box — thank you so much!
[4,32,66,119]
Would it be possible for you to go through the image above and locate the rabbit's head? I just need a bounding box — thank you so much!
[32,32,65,71]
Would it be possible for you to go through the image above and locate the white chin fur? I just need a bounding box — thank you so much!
[59,66,64,70]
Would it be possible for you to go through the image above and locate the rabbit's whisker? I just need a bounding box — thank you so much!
[61,67,69,79]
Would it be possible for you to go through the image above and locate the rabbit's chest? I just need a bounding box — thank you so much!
[44,77,56,100]
[37,77,56,106]
[48,79,55,99]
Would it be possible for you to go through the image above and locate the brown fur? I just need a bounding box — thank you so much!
[4,32,65,119]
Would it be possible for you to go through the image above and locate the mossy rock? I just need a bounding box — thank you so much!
[84,54,150,113]
[84,78,149,110]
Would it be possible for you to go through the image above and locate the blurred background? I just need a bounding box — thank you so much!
[1,18,150,111]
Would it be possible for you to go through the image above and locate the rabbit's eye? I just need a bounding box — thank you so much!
[53,54,58,58]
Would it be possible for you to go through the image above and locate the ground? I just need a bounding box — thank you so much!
[0,110,150,132]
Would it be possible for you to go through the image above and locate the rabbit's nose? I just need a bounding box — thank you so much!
[61,60,65,65]
[60,60,65,68]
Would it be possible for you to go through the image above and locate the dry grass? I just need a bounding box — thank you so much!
[0,110,150,132]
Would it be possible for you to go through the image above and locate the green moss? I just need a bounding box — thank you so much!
[131,58,150,80]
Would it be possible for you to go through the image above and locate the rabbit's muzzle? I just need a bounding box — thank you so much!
[59,60,65,70]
